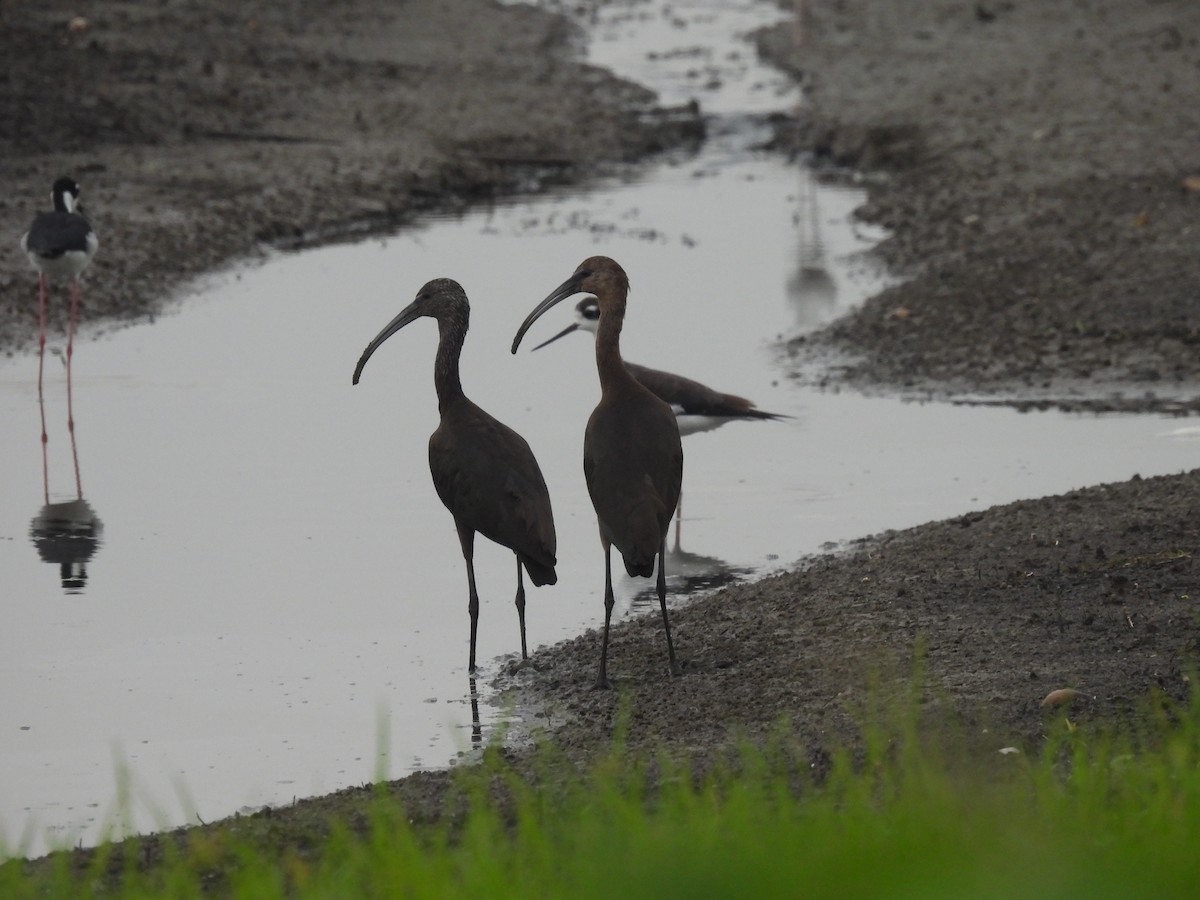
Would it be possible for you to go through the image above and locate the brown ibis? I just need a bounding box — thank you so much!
[512,256,683,687]
[353,278,557,672]
[530,294,789,543]
[21,177,99,395]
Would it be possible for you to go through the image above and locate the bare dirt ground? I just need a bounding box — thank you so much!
[758,0,1200,413]
[3,0,1198,876]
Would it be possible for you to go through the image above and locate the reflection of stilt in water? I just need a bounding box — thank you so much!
[31,498,102,594]
[30,348,103,594]
[787,166,839,328]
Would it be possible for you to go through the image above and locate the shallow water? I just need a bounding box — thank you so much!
[2,0,1197,857]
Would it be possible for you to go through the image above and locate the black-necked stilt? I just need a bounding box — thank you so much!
[514,257,683,688]
[354,278,557,673]
[531,296,788,436]
[21,177,99,392]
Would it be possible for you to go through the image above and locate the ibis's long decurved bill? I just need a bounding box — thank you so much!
[511,273,585,354]
[352,300,422,384]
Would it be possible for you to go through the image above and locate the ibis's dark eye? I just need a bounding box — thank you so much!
[578,269,593,280]
[583,306,600,321]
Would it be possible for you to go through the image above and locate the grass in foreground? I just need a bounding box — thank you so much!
[3,687,1200,898]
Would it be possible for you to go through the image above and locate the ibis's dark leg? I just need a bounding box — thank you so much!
[514,559,529,660]
[657,538,681,676]
[596,540,615,689]
[455,523,481,672]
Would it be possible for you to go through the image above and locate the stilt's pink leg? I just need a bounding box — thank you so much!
[37,273,50,497]
[67,281,78,430]
[37,274,48,397]
[68,279,82,497]
[38,376,50,506]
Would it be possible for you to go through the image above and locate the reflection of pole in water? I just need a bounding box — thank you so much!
[787,166,839,328]
[787,2,839,329]
[468,675,482,749]
[31,345,103,594]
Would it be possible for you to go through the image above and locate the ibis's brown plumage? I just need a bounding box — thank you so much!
[513,256,682,687]
[354,278,556,672]
[530,294,789,544]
